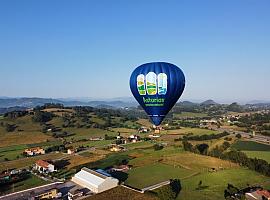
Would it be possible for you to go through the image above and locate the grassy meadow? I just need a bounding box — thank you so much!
[243,151,270,163]
[231,140,270,163]
[174,112,208,119]
[164,127,219,136]
[0,174,49,195]
[232,140,270,151]
[178,168,270,200]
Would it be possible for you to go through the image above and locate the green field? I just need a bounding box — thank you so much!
[0,141,63,162]
[111,128,137,134]
[178,168,270,200]
[0,144,27,161]
[231,141,270,163]
[125,163,193,188]
[84,152,131,169]
[79,151,93,157]
[165,127,219,136]
[0,152,64,171]
[63,127,116,141]
[122,146,237,188]
[121,145,270,199]
[243,151,270,163]
[67,139,112,149]
[0,174,49,195]
[90,116,106,125]
[0,115,53,147]
[174,112,208,119]
[124,141,154,149]
[232,140,270,151]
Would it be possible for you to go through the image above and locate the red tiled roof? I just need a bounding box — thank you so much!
[256,190,270,198]
[25,147,43,151]
[36,160,50,168]
[118,165,129,169]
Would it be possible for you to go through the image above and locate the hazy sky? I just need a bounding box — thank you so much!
[0,0,269,103]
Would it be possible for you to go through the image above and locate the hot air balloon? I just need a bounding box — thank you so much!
[130,62,185,126]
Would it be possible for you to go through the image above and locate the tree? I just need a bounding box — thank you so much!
[32,111,53,123]
[226,103,243,112]
[170,179,181,198]
[104,134,115,140]
[222,141,230,150]
[196,143,209,155]
[224,184,244,200]
[182,140,193,151]
[155,179,181,200]
[198,180,202,187]
[236,133,242,139]
[154,144,164,151]
[156,185,176,200]
[5,123,16,132]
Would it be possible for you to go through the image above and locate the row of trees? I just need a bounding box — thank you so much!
[223,150,270,176]
[183,139,230,158]
[34,103,65,111]
[172,102,246,116]
[182,140,211,155]
[4,110,28,119]
[169,120,200,129]
[63,106,142,130]
[32,111,54,123]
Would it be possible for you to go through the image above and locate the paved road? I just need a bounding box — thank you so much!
[216,127,270,145]
[0,182,64,200]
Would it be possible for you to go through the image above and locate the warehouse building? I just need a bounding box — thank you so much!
[71,167,118,194]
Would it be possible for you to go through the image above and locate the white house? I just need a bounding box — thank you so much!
[128,135,140,143]
[71,167,118,194]
[35,160,55,173]
[67,148,75,155]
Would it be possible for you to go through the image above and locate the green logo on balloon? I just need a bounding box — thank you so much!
[137,72,167,96]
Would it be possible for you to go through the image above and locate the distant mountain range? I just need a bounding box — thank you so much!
[0,97,137,110]
[0,97,269,112]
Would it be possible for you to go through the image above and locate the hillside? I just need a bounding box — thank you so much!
[201,99,218,105]
[1,104,270,199]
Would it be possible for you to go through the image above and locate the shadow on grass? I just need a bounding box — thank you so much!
[110,171,129,182]
[196,185,209,190]
[54,159,71,169]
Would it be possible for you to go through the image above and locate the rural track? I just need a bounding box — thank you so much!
[181,172,201,180]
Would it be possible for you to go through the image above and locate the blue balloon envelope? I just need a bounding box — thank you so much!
[130,62,185,126]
